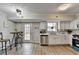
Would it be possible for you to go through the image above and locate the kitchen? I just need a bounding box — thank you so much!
[15,16,77,47]
[0,3,79,55]
[39,20,71,46]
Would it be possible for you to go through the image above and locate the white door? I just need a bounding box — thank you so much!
[32,23,40,44]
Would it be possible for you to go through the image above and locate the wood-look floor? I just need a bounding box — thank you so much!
[0,43,79,55]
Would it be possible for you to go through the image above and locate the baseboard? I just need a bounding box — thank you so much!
[48,44,70,46]
[41,44,48,46]
[22,42,40,44]
[22,41,33,43]
[32,42,40,44]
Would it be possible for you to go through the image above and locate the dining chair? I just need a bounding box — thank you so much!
[0,32,11,55]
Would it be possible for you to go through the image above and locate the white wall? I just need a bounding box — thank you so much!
[32,22,40,43]
[16,23,24,31]
[0,11,15,39]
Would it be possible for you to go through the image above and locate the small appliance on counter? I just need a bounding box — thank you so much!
[40,29,46,33]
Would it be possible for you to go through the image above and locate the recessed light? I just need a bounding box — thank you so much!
[58,4,71,10]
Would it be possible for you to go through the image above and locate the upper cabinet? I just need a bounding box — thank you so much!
[60,21,71,29]
[40,20,73,30]
[70,20,79,29]
[40,21,47,30]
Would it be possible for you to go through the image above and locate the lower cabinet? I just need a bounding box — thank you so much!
[48,35,68,45]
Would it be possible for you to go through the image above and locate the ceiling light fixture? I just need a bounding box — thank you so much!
[58,4,71,10]
[16,9,23,18]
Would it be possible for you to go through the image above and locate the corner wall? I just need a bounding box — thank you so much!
[0,11,15,40]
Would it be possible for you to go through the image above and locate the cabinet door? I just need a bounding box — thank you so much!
[40,21,47,29]
[48,35,56,44]
[60,35,68,44]
[49,35,61,45]
[48,35,68,45]
[55,36,64,44]
[55,38,60,44]
[60,21,70,29]
[53,37,57,44]
[60,22,65,29]
[59,36,65,44]
[70,21,79,29]
[49,39,55,44]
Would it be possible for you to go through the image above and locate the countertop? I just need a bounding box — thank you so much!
[40,33,49,35]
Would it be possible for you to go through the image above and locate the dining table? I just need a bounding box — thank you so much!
[10,31,23,50]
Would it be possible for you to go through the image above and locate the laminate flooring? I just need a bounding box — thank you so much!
[0,43,79,55]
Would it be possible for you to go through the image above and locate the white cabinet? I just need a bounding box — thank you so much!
[70,21,78,29]
[60,21,70,29]
[48,34,68,45]
[40,21,47,30]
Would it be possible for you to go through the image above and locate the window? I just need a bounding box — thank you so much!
[47,22,57,31]
[24,24,30,40]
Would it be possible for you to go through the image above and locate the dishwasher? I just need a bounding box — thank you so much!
[40,35,48,46]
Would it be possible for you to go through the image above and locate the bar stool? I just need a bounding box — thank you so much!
[0,32,11,55]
